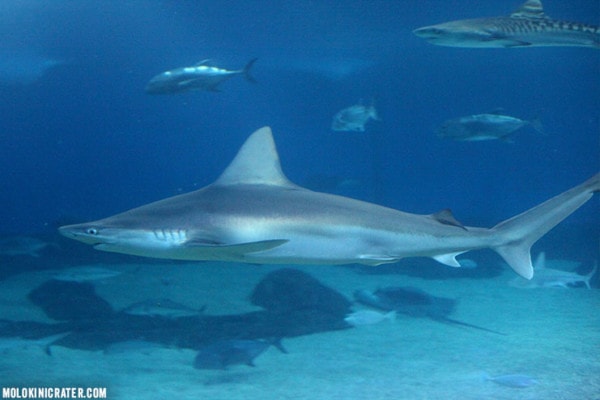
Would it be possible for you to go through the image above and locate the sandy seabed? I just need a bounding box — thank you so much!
[0,260,598,400]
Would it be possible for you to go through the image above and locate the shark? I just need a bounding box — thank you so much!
[58,126,599,279]
[412,0,600,49]
[509,252,598,288]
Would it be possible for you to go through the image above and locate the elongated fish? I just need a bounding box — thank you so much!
[413,0,600,48]
[145,58,257,94]
[58,127,599,280]
[437,111,543,142]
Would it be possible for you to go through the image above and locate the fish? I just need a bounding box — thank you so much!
[0,50,65,85]
[344,310,396,326]
[145,58,257,94]
[58,126,600,280]
[193,339,286,370]
[354,287,506,335]
[0,332,70,356]
[0,236,55,257]
[121,298,206,319]
[437,111,543,142]
[331,100,379,132]
[52,266,123,282]
[484,373,538,388]
[509,252,597,288]
[413,0,600,49]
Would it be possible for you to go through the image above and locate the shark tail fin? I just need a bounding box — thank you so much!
[584,262,598,289]
[490,172,599,279]
[243,58,258,83]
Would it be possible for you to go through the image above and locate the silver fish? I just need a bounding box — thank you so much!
[331,101,379,132]
[413,0,600,49]
[145,58,257,94]
[58,126,599,280]
[0,236,54,257]
[437,112,543,142]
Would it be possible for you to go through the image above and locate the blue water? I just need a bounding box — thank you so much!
[0,1,598,398]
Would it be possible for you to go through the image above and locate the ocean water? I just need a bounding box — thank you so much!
[0,1,599,399]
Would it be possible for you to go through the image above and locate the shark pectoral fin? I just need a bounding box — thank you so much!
[183,239,288,255]
[178,79,201,86]
[432,252,465,268]
[498,39,533,47]
[358,255,399,265]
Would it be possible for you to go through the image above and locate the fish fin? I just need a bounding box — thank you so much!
[195,59,212,66]
[510,0,548,20]
[243,58,258,83]
[532,251,546,270]
[178,79,200,86]
[268,337,288,354]
[432,252,465,268]
[430,209,467,230]
[357,255,399,265]
[214,127,298,187]
[584,262,598,289]
[246,360,256,367]
[183,239,288,254]
[529,118,544,135]
[491,172,599,279]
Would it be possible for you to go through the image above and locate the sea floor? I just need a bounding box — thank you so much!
[0,258,599,400]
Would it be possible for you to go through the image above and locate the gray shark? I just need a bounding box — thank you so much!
[145,58,257,94]
[413,0,600,49]
[58,127,599,279]
[509,252,598,288]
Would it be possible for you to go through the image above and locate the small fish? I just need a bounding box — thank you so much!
[509,252,597,289]
[194,338,286,370]
[344,310,395,326]
[53,266,123,282]
[0,332,70,356]
[0,236,55,257]
[331,100,379,132]
[122,298,206,319]
[484,373,538,388]
[437,111,543,142]
[145,58,257,94]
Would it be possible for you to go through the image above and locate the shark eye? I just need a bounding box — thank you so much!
[86,228,99,235]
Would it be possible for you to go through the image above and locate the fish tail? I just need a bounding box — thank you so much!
[243,58,258,83]
[490,172,599,279]
[584,261,598,289]
[529,118,545,135]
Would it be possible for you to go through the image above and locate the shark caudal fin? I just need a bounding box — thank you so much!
[490,172,599,279]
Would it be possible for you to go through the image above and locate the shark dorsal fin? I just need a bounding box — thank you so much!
[214,127,297,187]
[195,59,212,66]
[511,0,548,19]
[430,209,467,230]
